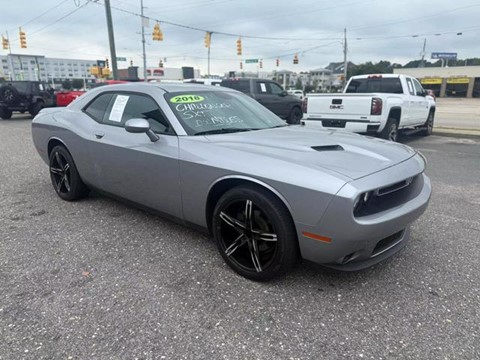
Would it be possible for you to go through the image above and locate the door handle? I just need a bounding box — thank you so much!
[95,132,105,139]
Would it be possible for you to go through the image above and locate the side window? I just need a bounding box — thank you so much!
[84,93,114,122]
[256,82,268,94]
[412,79,424,96]
[406,78,415,96]
[103,93,173,134]
[38,83,45,91]
[268,82,284,95]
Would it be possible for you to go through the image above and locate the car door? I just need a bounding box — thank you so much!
[89,91,182,218]
[38,82,55,107]
[253,80,286,118]
[411,78,430,125]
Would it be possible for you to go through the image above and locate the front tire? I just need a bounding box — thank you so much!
[380,118,399,142]
[29,102,44,117]
[287,107,302,125]
[49,145,89,201]
[421,111,434,136]
[213,185,298,281]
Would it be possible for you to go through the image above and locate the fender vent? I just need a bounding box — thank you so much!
[311,145,344,152]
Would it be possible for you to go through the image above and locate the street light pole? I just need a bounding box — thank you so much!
[104,0,119,80]
[141,0,148,82]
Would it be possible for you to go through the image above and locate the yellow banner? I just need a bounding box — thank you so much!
[420,78,442,85]
[447,77,469,84]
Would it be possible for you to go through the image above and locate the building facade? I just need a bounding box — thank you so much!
[0,53,98,87]
[393,66,480,98]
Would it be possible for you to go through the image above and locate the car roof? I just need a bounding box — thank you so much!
[92,82,236,94]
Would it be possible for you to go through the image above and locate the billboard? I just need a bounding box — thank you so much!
[431,52,457,60]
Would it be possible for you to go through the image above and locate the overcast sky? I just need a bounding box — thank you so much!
[2,0,479,75]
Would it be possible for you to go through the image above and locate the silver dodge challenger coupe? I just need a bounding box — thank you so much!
[32,83,431,281]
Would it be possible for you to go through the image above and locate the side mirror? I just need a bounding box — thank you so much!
[125,118,159,142]
[279,90,288,97]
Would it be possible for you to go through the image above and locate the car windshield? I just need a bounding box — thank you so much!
[165,90,287,135]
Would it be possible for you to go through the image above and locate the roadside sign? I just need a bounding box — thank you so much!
[446,77,469,84]
[245,59,259,64]
[96,60,106,68]
[116,57,127,61]
[420,78,442,85]
[431,52,457,60]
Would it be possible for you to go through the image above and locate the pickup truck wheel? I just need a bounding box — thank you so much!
[29,102,44,117]
[421,111,434,136]
[380,118,399,142]
[0,107,13,120]
[287,107,302,124]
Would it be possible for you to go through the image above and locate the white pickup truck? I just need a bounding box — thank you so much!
[302,74,436,141]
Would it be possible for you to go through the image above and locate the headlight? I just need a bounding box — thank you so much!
[354,191,373,215]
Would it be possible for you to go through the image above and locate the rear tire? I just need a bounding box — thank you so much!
[49,145,89,201]
[212,185,298,281]
[287,107,302,125]
[0,107,12,120]
[379,118,399,142]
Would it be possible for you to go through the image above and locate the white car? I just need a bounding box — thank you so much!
[287,89,304,100]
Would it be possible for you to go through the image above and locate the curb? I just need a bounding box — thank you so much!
[433,127,480,138]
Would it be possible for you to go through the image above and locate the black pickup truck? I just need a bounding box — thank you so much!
[0,81,56,119]
[220,78,303,124]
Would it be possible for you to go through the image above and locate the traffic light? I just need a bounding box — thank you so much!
[293,53,299,64]
[259,59,263,69]
[2,35,8,50]
[19,28,27,48]
[130,59,133,66]
[152,22,163,41]
[204,32,211,48]
[90,66,100,76]
[236,38,242,56]
[105,58,109,69]
[159,59,164,67]
[276,58,279,67]
[239,61,243,69]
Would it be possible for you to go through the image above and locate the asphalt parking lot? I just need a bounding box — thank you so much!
[1,116,479,360]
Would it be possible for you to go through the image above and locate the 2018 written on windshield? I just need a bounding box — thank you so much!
[174,102,244,127]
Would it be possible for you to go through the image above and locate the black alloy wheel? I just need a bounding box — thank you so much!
[49,145,89,201]
[0,107,13,120]
[213,186,298,281]
[0,85,19,104]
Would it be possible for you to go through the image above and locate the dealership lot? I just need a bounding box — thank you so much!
[0,117,479,359]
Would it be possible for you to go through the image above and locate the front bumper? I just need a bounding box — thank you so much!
[296,156,431,270]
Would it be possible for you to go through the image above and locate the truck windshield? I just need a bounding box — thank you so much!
[165,90,286,135]
[346,78,403,94]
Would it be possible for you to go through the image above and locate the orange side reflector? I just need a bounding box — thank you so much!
[302,231,332,243]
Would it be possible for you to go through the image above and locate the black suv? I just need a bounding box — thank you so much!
[220,78,303,124]
[0,81,55,119]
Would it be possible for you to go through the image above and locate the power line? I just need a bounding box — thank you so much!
[20,0,71,28]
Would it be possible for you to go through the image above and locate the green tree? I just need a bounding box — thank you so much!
[295,78,303,90]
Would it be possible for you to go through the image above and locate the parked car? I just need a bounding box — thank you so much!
[220,78,303,124]
[0,81,56,119]
[55,90,86,107]
[303,74,436,141]
[287,89,304,100]
[32,83,431,281]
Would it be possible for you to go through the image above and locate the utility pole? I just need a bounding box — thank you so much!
[140,0,148,82]
[104,0,119,80]
[343,28,348,88]
[419,38,426,68]
[207,33,212,77]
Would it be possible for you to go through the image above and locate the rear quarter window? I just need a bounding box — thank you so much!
[220,80,250,94]
[83,93,114,122]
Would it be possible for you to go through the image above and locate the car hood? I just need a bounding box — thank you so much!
[204,126,417,180]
